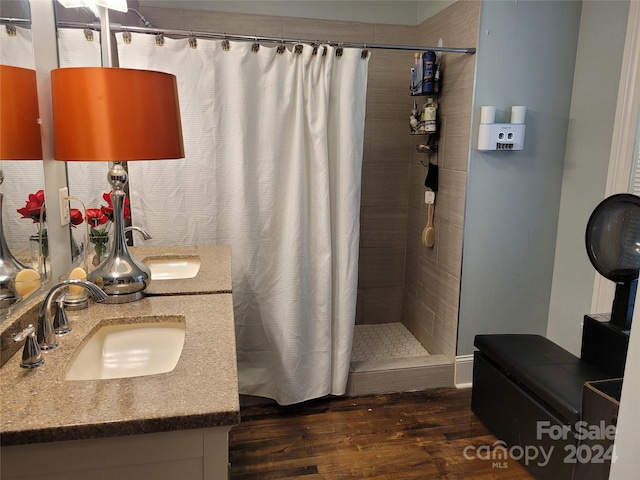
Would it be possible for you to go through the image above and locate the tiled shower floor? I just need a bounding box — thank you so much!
[350,322,430,361]
[242,322,449,404]
[347,322,451,396]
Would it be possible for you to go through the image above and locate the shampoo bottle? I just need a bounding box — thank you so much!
[424,98,437,134]
[412,52,422,93]
[422,51,436,94]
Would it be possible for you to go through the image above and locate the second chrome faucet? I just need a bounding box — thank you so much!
[37,279,108,350]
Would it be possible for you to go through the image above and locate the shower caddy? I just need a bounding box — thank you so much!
[410,51,441,248]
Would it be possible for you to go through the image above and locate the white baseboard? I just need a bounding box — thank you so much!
[456,382,473,389]
[454,354,474,388]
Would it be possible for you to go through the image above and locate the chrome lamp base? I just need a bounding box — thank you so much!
[1,186,30,309]
[88,162,150,304]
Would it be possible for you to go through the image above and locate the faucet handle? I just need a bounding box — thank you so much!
[13,324,44,368]
[53,295,71,335]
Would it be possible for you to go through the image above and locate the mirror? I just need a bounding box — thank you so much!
[1,0,110,322]
[1,1,43,251]
[0,1,48,319]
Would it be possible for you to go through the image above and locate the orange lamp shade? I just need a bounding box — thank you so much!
[0,65,43,160]
[51,67,184,161]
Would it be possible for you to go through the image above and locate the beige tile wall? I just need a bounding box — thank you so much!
[139,2,479,360]
[403,0,480,360]
[358,24,415,326]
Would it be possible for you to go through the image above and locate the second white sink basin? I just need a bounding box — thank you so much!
[143,255,201,280]
[65,318,186,381]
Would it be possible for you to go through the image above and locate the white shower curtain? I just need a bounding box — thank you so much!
[115,33,369,405]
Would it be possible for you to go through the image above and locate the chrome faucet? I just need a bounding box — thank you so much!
[37,280,108,350]
[124,226,152,240]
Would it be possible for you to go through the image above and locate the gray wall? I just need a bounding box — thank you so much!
[417,0,455,23]
[139,1,421,25]
[547,0,629,355]
[457,0,583,355]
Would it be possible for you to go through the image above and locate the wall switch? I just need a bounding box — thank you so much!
[59,187,70,226]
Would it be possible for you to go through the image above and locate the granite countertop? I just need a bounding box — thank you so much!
[130,245,232,296]
[0,294,239,446]
[0,245,232,368]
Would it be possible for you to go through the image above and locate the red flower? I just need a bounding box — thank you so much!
[101,192,130,220]
[86,208,109,227]
[32,190,45,204]
[70,208,84,227]
[17,190,46,223]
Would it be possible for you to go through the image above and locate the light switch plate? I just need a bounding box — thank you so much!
[59,187,70,226]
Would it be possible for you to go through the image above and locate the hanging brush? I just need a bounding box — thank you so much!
[422,191,435,248]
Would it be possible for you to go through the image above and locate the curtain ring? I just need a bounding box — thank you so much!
[336,47,344,57]
[122,30,132,44]
[361,49,369,59]
[311,44,319,56]
[188,32,197,49]
[221,38,230,51]
[294,44,303,55]
[83,28,94,42]
[5,24,16,37]
[276,43,286,55]
[155,33,165,46]
[251,37,260,53]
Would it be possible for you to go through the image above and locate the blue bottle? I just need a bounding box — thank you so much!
[422,51,437,94]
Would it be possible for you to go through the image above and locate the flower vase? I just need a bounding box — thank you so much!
[71,236,83,264]
[90,234,110,268]
[29,233,49,279]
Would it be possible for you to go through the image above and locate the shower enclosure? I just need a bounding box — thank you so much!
[348,1,479,395]
[53,0,480,400]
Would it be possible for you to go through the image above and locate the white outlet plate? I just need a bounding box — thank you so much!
[478,123,525,151]
[59,187,70,226]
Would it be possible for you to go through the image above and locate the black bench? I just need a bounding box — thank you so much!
[471,334,615,479]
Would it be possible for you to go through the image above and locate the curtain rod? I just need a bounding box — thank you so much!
[0,17,31,25]
[56,20,476,55]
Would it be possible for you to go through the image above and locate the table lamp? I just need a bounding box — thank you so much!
[0,65,43,309]
[51,67,184,303]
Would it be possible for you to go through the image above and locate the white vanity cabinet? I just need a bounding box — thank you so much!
[2,427,231,480]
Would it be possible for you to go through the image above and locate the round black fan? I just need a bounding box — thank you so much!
[586,193,640,331]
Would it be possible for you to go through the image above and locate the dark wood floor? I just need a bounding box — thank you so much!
[229,387,534,479]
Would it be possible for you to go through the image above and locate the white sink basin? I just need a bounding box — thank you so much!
[65,318,186,381]
[143,255,201,280]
